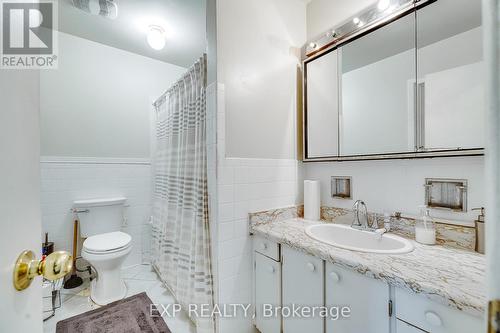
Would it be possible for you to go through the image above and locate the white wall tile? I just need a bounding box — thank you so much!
[40,161,152,268]
[215,81,301,333]
[215,157,300,333]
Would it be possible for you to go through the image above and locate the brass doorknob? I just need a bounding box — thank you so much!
[13,250,73,291]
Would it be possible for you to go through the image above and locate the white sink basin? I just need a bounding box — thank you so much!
[305,224,414,254]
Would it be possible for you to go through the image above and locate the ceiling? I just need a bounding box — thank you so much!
[57,0,207,68]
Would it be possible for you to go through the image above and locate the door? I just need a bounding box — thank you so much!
[0,70,43,333]
[326,263,390,333]
[255,252,281,333]
[282,246,324,333]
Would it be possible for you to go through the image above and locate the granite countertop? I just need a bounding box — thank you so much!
[250,218,486,317]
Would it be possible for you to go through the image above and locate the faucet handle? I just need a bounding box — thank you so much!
[369,214,379,229]
[374,228,388,238]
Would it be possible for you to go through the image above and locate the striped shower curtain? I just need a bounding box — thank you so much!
[151,55,214,333]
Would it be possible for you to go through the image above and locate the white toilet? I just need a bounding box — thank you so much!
[73,197,132,305]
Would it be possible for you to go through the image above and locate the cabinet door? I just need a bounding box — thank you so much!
[326,263,390,333]
[395,288,482,333]
[305,49,339,159]
[396,320,427,333]
[417,0,484,151]
[255,253,281,333]
[282,246,324,333]
[339,12,416,156]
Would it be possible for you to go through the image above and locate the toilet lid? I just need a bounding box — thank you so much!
[83,231,131,253]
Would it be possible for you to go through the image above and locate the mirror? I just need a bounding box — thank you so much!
[417,0,484,151]
[339,12,416,156]
[303,0,484,161]
[305,49,339,158]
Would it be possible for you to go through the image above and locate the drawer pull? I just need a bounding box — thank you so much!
[329,271,341,282]
[260,243,268,251]
[307,262,315,272]
[425,311,442,327]
[267,265,275,274]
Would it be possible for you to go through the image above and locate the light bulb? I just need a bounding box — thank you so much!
[353,17,360,24]
[326,30,337,38]
[147,25,166,50]
[309,42,318,49]
[378,0,391,11]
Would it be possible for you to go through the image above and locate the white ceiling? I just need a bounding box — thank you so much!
[57,0,207,68]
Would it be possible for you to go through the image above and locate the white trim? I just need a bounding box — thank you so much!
[302,148,484,162]
[40,156,151,165]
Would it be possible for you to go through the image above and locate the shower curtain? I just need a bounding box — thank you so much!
[151,55,214,333]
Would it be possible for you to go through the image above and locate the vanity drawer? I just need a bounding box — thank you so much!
[395,288,482,333]
[253,236,279,261]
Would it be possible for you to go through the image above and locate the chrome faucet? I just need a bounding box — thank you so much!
[352,200,368,229]
[351,200,378,231]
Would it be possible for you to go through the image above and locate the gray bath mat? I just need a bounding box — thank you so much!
[56,292,171,333]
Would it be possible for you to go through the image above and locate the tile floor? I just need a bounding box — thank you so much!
[43,264,195,333]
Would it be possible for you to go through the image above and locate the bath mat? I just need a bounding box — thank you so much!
[56,292,171,333]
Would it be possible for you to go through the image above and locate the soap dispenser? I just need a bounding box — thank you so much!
[472,207,485,254]
[415,206,436,245]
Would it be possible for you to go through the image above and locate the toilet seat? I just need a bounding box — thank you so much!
[83,231,132,254]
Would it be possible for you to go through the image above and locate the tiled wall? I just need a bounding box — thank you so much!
[214,84,303,333]
[40,158,152,267]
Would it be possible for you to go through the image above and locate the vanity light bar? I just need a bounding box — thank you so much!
[304,0,424,59]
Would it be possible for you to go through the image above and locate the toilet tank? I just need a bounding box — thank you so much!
[73,197,127,237]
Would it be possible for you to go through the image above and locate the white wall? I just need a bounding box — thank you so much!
[215,3,306,331]
[306,0,376,40]
[40,32,185,158]
[217,0,306,159]
[305,157,484,222]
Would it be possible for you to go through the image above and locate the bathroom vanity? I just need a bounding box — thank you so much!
[251,217,484,333]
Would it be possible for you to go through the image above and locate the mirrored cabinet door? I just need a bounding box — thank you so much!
[339,12,416,156]
[305,49,339,158]
[417,0,485,151]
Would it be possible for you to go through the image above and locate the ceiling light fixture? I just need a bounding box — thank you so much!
[147,25,166,50]
[309,42,318,49]
[353,17,360,25]
[377,0,391,11]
